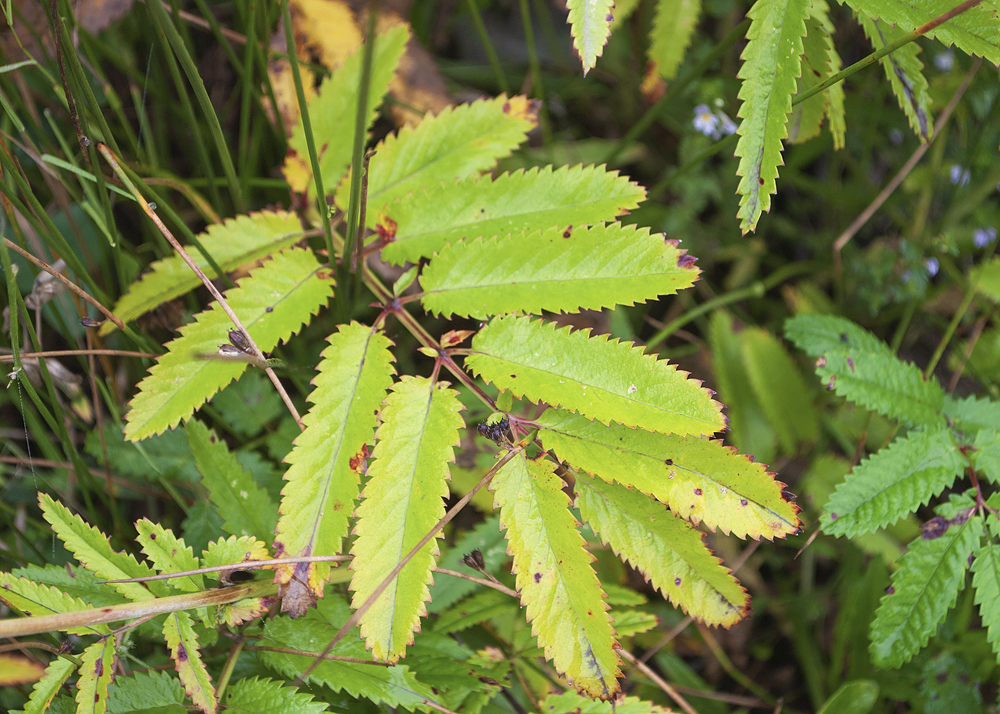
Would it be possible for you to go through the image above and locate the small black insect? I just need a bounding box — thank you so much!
[477,416,510,446]
[228,329,252,354]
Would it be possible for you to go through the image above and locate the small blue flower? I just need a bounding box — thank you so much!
[693,105,720,137]
[934,50,954,71]
[950,164,971,186]
[974,227,997,248]
[925,257,940,277]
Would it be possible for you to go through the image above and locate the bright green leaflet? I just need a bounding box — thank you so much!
[124,248,335,441]
[273,323,394,599]
[565,0,615,75]
[648,0,701,80]
[135,520,203,592]
[103,210,305,335]
[420,224,698,319]
[787,16,834,144]
[538,410,799,539]
[222,677,330,714]
[351,377,464,662]
[378,165,645,265]
[23,657,76,714]
[490,450,621,699]
[106,671,187,714]
[467,315,724,436]
[0,573,112,637]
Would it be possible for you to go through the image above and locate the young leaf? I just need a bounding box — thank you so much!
[821,428,965,538]
[125,248,335,441]
[0,573,112,636]
[23,656,76,714]
[102,211,305,334]
[260,596,441,710]
[283,25,410,196]
[648,0,701,80]
[222,676,330,714]
[350,377,464,661]
[466,315,724,436]
[785,314,945,426]
[272,323,395,615]
[972,534,1000,658]
[163,610,217,714]
[870,511,981,667]
[377,165,646,265]
[858,13,932,142]
[734,0,810,233]
[38,493,162,602]
[75,639,116,714]
[538,410,800,539]
[421,224,697,318]
[186,419,278,540]
[566,0,615,75]
[840,0,1000,64]
[740,327,819,453]
[491,450,621,699]
[336,95,539,224]
[574,470,749,627]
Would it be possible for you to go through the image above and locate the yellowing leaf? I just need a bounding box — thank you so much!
[164,610,217,714]
[75,639,116,714]
[491,450,621,699]
[351,377,464,661]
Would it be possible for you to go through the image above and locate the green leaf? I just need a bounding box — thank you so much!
[163,610,217,714]
[284,25,409,198]
[972,535,1000,658]
[210,371,284,438]
[840,0,1000,64]
[11,564,126,609]
[337,95,539,224]
[222,677,329,714]
[575,470,749,627]
[740,327,819,453]
[135,520,202,592]
[538,410,800,539]
[942,394,1000,435]
[102,211,306,334]
[22,656,76,714]
[467,315,724,436]
[821,428,965,537]
[812,0,846,149]
[107,671,187,714]
[259,596,440,711]
[815,681,879,714]
[648,0,701,80]
[377,165,646,265]
[420,224,698,319]
[970,256,1000,304]
[870,511,981,667]
[609,609,660,637]
[38,493,161,602]
[858,12,932,142]
[788,12,835,144]
[426,515,507,613]
[785,314,945,426]
[350,377,464,661]
[972,429,1000,485]
[272,323,394,611]
[491,450,621,699]
[186,419,278,540]
[124,248,335,441]
[75,639,116,714]
[433,588,518,634]
[0,573,112,636]
[734,0,810,233]
[541,690,674,714]
[566,0,615,75]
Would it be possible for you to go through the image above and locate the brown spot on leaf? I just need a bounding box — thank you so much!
[266,306,274,313]
[664,458,673,466]
[177,644,188,661]
[674,577,681,586]
[694,488,702,496]
[149,533,157,540]
[534,573,542,583]
[562,225,572,238]
[740,499,748,506]
[885,585,894,595]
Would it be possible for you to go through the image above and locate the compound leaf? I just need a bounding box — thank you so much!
[284,25,409,196]
[222,677,330,714]
[734,0,810,233]
[648,0,701,80]
[102,211,305,335]
[350,377,464,662]
[566,0,615,75]
[337,95,539,225]
[539,410,799,539]
[821,428,965,538]
[75,638,116,714]
[272,323,395,614]
[125,248,335,441]
[574,470,749,627]
[467,315,724,436]
[491,450,621,699]
[785,314,945,426]
[377,165,645,265]
[858,12,932,142]
[163,610,217,714]
[421,224,698,318]
[870,511,981,667]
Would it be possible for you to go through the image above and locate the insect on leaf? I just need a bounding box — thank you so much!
[575,470,749,627]
[420,224,698,319]
[124,248,335,441]
[272,323,395,616]
[350,376,464,661]
[467,315,724,436]
[377,165,646,265]
[491,450,622,699]
[163,610,217,714]
[539,410,800,539]
[565,0,615,76]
